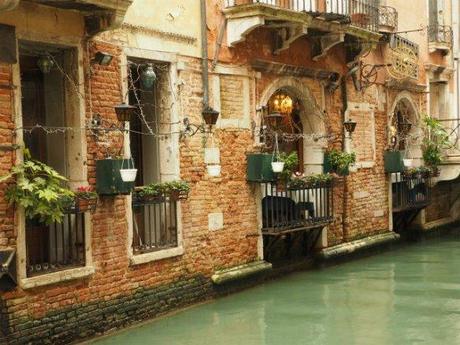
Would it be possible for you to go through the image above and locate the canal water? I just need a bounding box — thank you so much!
[92,233,460,345]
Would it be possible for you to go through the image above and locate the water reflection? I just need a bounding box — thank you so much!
[92,234,460,345]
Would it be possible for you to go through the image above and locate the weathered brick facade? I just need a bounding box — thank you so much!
[0,0,458,343]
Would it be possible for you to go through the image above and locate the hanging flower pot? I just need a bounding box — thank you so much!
[271,161,284,173]
[403,159,412,167]
[120,168,137,182]
[207,164,221,177]
[119,157,137,182]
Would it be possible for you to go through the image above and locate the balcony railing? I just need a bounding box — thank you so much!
[132,194,178,254]
[428,25,453,47]
[391,173,431,213]
[225,0,380,32]
[26,209,87,277]
[261,181,333,235]
[378,5,397,32]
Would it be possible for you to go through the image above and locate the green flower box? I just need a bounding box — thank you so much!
[246,154,276,182]
[96,159,135,195]
[384,151,405,173]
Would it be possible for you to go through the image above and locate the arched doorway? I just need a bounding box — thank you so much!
[389,94,421,161]
[266,89,304,171]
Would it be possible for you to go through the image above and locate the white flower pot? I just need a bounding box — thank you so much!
[271,162,285,173]
[207,164,221,177]
[403,159,412,167]
[120,168,138,182]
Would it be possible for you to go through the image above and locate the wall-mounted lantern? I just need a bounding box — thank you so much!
[37,55,54,74]
[92,51,113,66]
[344,119,357,137]
[202,106,220,126]
[141,63,157,89]
[114,103,137,122]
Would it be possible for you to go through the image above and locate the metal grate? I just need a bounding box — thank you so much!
[26,210,86,277]
[391,173,431,213]
[224,0,380,32]
[132,195,178,254]
[261,181,333,234]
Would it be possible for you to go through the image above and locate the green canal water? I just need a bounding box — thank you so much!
[92,233,460,345]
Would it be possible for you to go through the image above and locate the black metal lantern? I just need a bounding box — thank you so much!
[202,106,220,126]
[37,55,54,74]
[344,119,357,135]
[93,51,113,66]
[114,103,136,122]
[264,112,283,129]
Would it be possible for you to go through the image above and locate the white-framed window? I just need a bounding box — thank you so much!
[122,49,183,265]
[14,40,92,288]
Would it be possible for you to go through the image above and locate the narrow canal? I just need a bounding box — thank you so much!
[92,232,460,345]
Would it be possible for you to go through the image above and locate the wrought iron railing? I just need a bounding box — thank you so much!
[428,25,453,47]
[26,210,86,277]
[224,0,380,32]
[378,5,397,32]
[261,181,333,234]
[132,195,178,254]
[391,173,431,213]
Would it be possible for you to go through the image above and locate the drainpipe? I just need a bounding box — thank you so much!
[200,0,209,108]
[340,77,349,242]
[0,0,19,11]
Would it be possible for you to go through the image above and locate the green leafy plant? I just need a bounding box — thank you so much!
[403,166,432,179]
[134,183,163,198]
[277,152,298,182]
[422,115,451,169]
[0,152,74,224]
[162,180,191,194]
[75,186,97,200]
[288,172,333,189]
[327,149,356,175]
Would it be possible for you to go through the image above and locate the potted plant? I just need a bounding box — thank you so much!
[422,116,451,177]
[74,186,98,212]
[0,151,75,224]
[163,180,191,201]
[133,183,164,203]
[324,149,356,176]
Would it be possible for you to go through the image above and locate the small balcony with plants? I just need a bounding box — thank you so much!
[223,0,381,54]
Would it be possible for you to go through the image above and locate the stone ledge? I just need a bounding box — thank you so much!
[130,247,184,266]
[20,266,95,290]
[211,261,272,285]
[317,232,400,261]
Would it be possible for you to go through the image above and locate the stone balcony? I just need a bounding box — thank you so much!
[428,24,453,55]
[3,0,133,34]
[378,5,397,33]
[223,0,381,57]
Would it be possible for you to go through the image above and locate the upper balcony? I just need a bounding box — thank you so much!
[378,5,397,33]
[224,0,381,53]
[18,0,134,34]
[428,24,453,55]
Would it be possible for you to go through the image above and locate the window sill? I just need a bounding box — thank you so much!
[130,246,184,266]
[20,266,95,290]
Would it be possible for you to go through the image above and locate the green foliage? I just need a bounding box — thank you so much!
[75,186,97,200]
[134,180,190,198]
[422,115,451,168]
[403,166,432,179]
[327,149,356,174]
[277,152,299,181]
[288,173,333,189]
[0,154,74,224]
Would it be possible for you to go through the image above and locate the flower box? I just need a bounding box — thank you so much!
[96,159,135,196]
[246,153,276,182]
[384,151,405,173]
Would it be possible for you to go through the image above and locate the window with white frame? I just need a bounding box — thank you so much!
[18,41,87,277]
[127,58,179,255]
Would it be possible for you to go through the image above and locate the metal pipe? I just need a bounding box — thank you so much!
[200,0,209,108]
